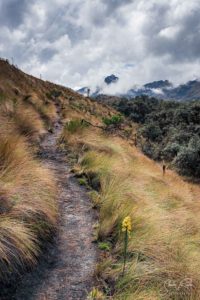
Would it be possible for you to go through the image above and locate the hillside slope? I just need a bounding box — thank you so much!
[0,59,116,293]
[61,122,200,299]
[0,59,58,285]
[0,59,200,299]
[96,95,200,180]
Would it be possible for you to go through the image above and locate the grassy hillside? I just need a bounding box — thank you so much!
[0,60,58,282]
[60,120,200,299]
[1,59,200,299]
[97,95,200,179]
[0,59,113,283]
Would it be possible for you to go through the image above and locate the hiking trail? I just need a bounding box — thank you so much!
[10,119,98,300]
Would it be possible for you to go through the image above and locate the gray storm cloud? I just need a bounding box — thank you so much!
[0,0,200,90]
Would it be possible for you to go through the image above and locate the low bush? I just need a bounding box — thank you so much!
[102,114,123,127]
[162,142,181,161]
[65,119,88,134]
[98,242,111,251]
[0,91,5,102]
[78,177,88,186]
[174,137,200,177]
[139,123,162,142]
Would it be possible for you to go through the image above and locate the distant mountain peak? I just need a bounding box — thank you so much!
[104,74,119,85]
[76,75,200,101]
[144,80,172,89]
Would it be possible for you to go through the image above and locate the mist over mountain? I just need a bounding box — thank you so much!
[77,75,200,101]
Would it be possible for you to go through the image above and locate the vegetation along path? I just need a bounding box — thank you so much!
[12,120,98,300]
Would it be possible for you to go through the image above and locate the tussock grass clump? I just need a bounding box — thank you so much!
[0,100,45,141]
[0,217,38,279]
[13,107,45,139]
[65,119,88,134]
[60,118,200,299]
[59,119,90,152]
[0,121,57,281]
[23,93,57,129]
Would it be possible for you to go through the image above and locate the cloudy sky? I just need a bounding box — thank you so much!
[0,0,200,91]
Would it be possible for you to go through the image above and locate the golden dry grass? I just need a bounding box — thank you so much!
[0,62,59,280]
[23,93,57,129]
[0,99,46,141]
[61,121,200,299]
[1,59,200,298]
[0,59,117,285]
[0,123,57,279]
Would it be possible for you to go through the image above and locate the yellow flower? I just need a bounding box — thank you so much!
[122,216,132,233]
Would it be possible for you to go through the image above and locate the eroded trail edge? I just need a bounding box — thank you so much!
[13,122,97,300]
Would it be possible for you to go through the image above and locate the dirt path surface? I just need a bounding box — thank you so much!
[11,122,97,300]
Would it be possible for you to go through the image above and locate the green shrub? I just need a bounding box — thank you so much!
[141,142,161,160]
[46,90,62,99]
[65,119,88,134]
[0,92,5,103]
[174,137,200,177]
[139,123,162,142]
[162,143,181,161]
[102,114,123,127]
[170,131,191,145]
[98,242,111,251]
[78,177,88,186]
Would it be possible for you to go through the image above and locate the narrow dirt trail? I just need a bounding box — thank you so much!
[12,121,98,300]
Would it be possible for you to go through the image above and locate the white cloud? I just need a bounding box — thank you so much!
[0,0,200,91]
[159,26,181,39]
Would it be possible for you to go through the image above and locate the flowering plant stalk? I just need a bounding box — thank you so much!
[122,216,132,276]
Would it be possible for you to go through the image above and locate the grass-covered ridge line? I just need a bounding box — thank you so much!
[60,118,200,299]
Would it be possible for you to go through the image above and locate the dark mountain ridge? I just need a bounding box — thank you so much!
[77,75,200,101]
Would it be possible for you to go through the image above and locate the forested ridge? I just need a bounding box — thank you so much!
[112,96,200,178]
